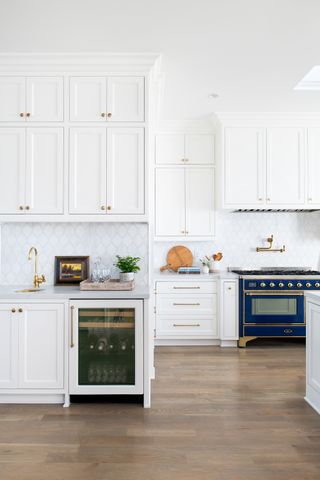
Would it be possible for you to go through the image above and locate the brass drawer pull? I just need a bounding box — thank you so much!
[173,302,200,306]
[18,308,23,313]
[173,323,200,327]
[173,286,200,289]
[70,306,75,348]
[11,308,16,313]
[19,113,25,117]
[107,112,112,118]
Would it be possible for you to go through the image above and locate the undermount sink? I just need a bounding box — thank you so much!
[15,288,45,293]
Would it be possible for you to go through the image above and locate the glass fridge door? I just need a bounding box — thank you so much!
[78,307,135,386]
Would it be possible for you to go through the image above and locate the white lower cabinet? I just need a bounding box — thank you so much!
[0,303,65,399]
[305,299,320,414]
[219,280,239,343]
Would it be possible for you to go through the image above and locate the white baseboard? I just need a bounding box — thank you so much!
[155,339,220,346]
[0,394,65,404]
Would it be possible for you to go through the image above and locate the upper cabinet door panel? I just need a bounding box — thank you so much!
[25,128,64,214]
[185,135,214,164]
[267,128,305,205]
[0,128,25,214]
[69,77,106,122]
[155,134,185,165]
[26,77,63,122]
[224,127,265,205]
[307,128,320,205]
[155,168,185,236]
[185,168,214,236]
[107,128,144,214]
[69,128,107,214]
[107,77,144,122]
[0,77,25,122]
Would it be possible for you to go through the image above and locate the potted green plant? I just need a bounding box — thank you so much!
[115,255,141,282]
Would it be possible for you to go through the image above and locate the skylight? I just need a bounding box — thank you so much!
[295,66,320,90]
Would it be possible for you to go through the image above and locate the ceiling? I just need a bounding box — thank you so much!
[0,0,319,120]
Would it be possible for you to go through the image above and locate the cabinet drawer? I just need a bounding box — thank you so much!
[157,315,218,337]
[244,325,305,337]
[156,281,216,294]
[157,295,216,315]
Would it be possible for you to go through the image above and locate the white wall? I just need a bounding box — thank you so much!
[0,223,148,286]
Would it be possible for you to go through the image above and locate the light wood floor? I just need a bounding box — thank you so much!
[0,340,320,480]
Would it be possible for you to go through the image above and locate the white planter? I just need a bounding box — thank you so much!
[119,272,135,282]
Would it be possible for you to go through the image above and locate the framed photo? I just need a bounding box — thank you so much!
[55,256,89,285]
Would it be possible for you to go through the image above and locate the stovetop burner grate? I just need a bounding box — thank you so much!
[231,269,320,276]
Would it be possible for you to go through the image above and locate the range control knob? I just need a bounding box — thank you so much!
[306,282,312,288]
[269,282,275,288]
[278,282,284,288]
[288,282,293,288]
[260,282,266,288]
[297,282,303,288]
[315,283,320,288]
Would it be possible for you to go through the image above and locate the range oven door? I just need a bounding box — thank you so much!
[244,292,305,324]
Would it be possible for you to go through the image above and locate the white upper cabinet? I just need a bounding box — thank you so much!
[155,168,185,236]
[0,128,25,214]
[224,127,265,206]
[0,77,25,122]
[266,128,305,205]
[155,134,214,165]
[107,128,144,214]
[25,128,64,214]
[69,76,145,122]
[0,76,63,122]
[185,168,214,236]
[307,128,320,205]
[69,128,107,214]
[26,77,64,122]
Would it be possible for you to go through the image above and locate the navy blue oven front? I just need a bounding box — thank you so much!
[239,279,306,347]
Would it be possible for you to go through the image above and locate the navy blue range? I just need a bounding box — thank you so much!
[231,268,320,347]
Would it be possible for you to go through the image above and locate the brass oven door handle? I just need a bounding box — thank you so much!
[245,292,304,296]
[70,305,75,348]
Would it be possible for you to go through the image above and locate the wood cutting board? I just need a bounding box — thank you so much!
[160,245,193,272]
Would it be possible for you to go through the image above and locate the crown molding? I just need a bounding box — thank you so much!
[0,52,162,74]
[212,111,320,127]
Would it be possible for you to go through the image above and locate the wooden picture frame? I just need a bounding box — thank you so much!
[55,256,90,285]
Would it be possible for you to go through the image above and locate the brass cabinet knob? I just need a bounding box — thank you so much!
[185,231,189,234]
[258,197,263,201]
[101,112,106,117]
[181,158,185,162]
[11,308,16,313]
[267,198,271,201]
[19,113,24,117]
[25,206,30,210]
[101,205,105,210]
[19,205,24,210]
[26,113,31,117]
[184,158,189,162]
[18,308,23,313]
[107,113,112,118]
[107,205,112,210]
[181,230,185,234]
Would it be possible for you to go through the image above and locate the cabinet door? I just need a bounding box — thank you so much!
[26,77,63,122]
[306,301,320,398]
[69,77,106,122]
[220,281,238,340]
[224,127,265,205]
[107,77,144,122]
[307,128,320,205]
[185,134,214,164]
[185,168,214,236]
[266,128,305,205]
[69,128,107,214]
[155,168,185,236]
[0,128,26,214]
[0,77,25,122]
[18,304,64,389]
[0,305,19,388]
[25,128,64,214]
[155,134,185,165]
[107,128,144,214]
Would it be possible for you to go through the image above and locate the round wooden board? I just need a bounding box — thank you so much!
[160,245,193,272]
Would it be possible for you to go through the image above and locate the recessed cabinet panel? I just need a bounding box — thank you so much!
[107,77,144,122]
[69,128,107,214]
[155,168,185,236]
[185,168,214,236]
[0,306,19,388]
[155,134,185,165]
[266,128,305,205]
[19,304,64,389]
[221,281,238,340]
[224,127,265,205]
[0,128,25,214]
[107,128,144,214]
[185,135,214,164]
[307,128,320,205]
[26,77,63,122]
[0,77,25,122]
[69,77,106,122]
[25,128,64,214]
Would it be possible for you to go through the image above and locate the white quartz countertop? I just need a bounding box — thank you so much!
[304,291,320,302]
[0,285,150,300]
[153,271,238,280]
